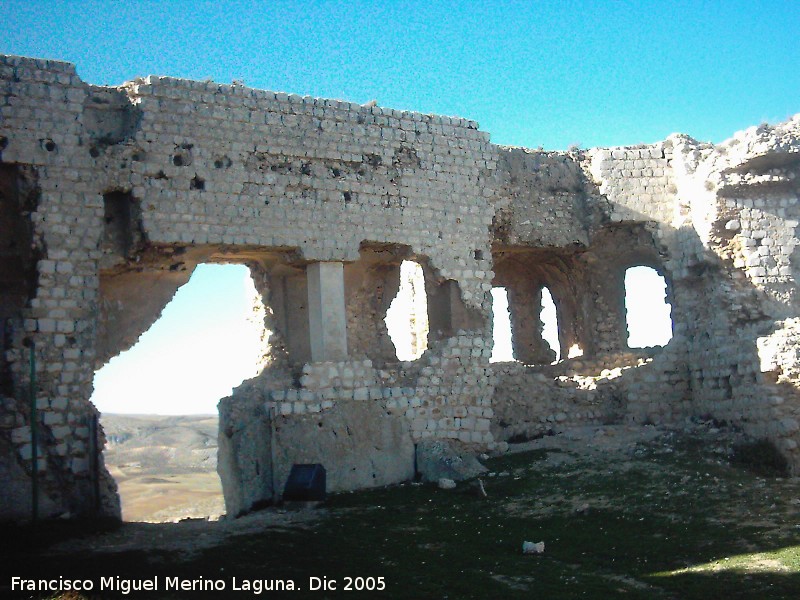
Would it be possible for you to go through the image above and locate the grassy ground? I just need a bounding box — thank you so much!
[2,425,799,599]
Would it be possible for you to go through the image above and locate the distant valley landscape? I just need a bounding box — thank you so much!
[100,414,224,522]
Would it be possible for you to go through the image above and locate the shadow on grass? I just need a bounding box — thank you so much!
[647,569,800,600]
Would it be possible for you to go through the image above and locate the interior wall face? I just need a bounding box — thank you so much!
[1,53,800,520]
[492,249,589,363]
[266,266,312,369]
[0,55,500,518]
[677,145,800,460]
[0,164,38,395]
[579,225,676,355]
[343,246,404,366]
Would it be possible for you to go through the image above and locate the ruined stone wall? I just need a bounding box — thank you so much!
[1,53,799,521]
[492,148,595,248]
[488,140,692,441]
[490,347,690,442]
[671,121,800,461]
[0,56,118,519]
[0,55,500,518]
[577,124,800,467]
[488,129,797,454]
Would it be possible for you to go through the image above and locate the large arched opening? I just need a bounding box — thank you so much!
[92,261,268,522]
[492,247,586,365]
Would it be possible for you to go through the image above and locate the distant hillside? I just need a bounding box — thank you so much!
[100,414,223,522]
[101,414,219,472]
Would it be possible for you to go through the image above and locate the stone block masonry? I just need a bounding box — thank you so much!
[0,53,799,520]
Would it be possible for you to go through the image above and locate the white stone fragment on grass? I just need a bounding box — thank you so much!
[522,541,545,554]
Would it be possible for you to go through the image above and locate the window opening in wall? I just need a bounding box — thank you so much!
[490,287,515,362]
[625,265,673,348]
[385,260,428,360]
[91,264,267,522]
[541,286,560,362]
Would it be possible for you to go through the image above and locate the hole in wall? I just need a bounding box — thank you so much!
[490,287,515,362]
[100,191,142,268]
[541,286,560,361]
[624,265,673,348]
[213,156,232,169]
[91,264,269,522]
[385,260,428,360]
[190,175,205,191]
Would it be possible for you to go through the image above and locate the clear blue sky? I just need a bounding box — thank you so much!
[2,1,795,413]
[3,0,798,149]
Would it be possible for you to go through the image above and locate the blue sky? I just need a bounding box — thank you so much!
[3,1,799,149]
[2,1,795,413]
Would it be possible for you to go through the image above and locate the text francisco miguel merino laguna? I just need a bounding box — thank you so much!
[12,575,387,594]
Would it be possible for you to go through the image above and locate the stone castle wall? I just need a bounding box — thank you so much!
[1,54,799,520]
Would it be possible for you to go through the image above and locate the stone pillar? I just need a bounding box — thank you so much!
[307,261,348,362]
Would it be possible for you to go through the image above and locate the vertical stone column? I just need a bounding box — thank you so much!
[307,262,348,362]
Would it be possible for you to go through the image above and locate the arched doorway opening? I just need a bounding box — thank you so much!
[92,264,266,521]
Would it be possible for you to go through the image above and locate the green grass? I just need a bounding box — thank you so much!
[3,429,800,599]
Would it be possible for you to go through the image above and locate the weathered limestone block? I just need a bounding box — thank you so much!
[217,394,273,517]
[0,436,60,520]
[415,439,488,482]
[272,400,415,496]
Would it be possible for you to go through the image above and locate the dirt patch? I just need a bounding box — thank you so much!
[45,506,322,561]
